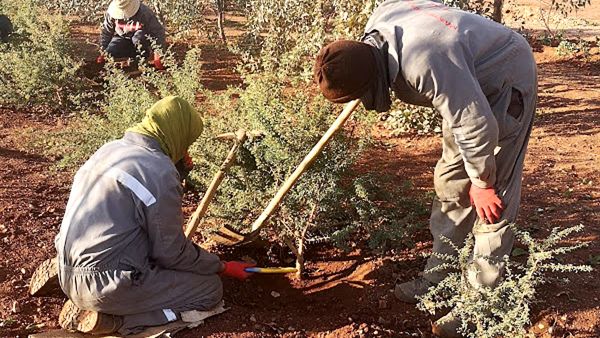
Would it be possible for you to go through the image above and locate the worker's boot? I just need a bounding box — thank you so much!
[59,300,123,335]
[431,313,465,338]
[393,277,434,303]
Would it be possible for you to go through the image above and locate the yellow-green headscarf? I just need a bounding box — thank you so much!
[127,96,203,163]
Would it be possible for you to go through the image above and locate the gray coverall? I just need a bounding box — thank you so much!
[364,0,537,286]
[55,132,223,335]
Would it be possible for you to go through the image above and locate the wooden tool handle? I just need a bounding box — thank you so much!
[250,99,361,232]
[185,129,247,238]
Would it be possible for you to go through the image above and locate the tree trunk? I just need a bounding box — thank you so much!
[492,0,503,23]
[215,0,227,44]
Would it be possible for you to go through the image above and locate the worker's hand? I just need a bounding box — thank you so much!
[96,54,105,65]
[221,261,256,280]
[469,185,504,224]
[152,53,165,70]
[182,152,193,171]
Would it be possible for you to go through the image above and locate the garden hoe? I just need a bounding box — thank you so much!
[210,99,361,246]
[184,129,264,239]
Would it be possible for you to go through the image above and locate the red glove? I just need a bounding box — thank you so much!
[221,261,255,280]
[153,53,164,70]
[182,152,194,172]
[96,54,105,64]
[469,185,504,224]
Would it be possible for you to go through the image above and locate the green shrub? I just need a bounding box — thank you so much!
[383,102,442,136]
[40,48,203,168]
[0,0,83,108]
[189,73,426,273]
[418,224,593,337]
[342,175,429,251]
[556,39,591,58]
[191,74,364,236]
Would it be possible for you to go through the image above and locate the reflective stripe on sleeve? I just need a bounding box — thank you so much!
[105,168,157,206]
[162,309,177,322]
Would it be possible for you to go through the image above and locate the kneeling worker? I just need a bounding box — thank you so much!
[56,96,254,335]
[98,0,166,68]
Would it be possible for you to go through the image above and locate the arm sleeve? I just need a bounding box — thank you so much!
[142,9,166,49]
[100,12,115,51]
[144,172,221,275]
[406,48,498,188]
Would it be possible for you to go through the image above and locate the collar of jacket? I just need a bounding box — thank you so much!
[123,131,164,153]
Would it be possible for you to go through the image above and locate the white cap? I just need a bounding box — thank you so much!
[107,0,141,20]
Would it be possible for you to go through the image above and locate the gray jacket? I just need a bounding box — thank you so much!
[100,3,165,51]
[55,132,221,298]
[364,0,536,188]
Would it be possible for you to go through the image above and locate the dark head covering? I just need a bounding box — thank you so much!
[313,40,377,103]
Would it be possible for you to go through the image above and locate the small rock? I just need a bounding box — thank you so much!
[250,314,256,322]
[287,326,295,331]
[560,315,568,321]
[270,291,280,298]
[20,268,26,274]
[348,317,353,323]
[373,331,379,335]
[11,301,21,313]
[378,298,388,309]
[538,323,545,330]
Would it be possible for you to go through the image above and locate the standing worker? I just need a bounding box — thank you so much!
[313,0,537,336]
[97,0,166,69]
[56,96,254,335]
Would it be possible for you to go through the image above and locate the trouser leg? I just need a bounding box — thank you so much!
[423,119,475,284]
[65,266,224,336]
[116,268,223,335]
[131,30,153,57]
[105,36,138,59]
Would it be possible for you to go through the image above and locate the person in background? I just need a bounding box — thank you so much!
[0,14,13,43]
[56,96,254,335]
[313,0,537,336]
[97,0,166,69]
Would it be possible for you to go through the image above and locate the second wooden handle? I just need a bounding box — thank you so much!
[250,99,361,232]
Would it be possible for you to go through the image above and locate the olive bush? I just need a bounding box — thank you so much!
[0,0,83,108]
[191,74,425,274]
[418,224,593,337]
[40,48,202,168]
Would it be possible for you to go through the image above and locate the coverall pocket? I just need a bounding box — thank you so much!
[498,88,524,142]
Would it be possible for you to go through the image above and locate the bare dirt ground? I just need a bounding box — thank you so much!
[1,2,599,338]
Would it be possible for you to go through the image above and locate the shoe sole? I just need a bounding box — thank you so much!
[29,257,64,297]
[59,300,97,333]
[59,300,122,334]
